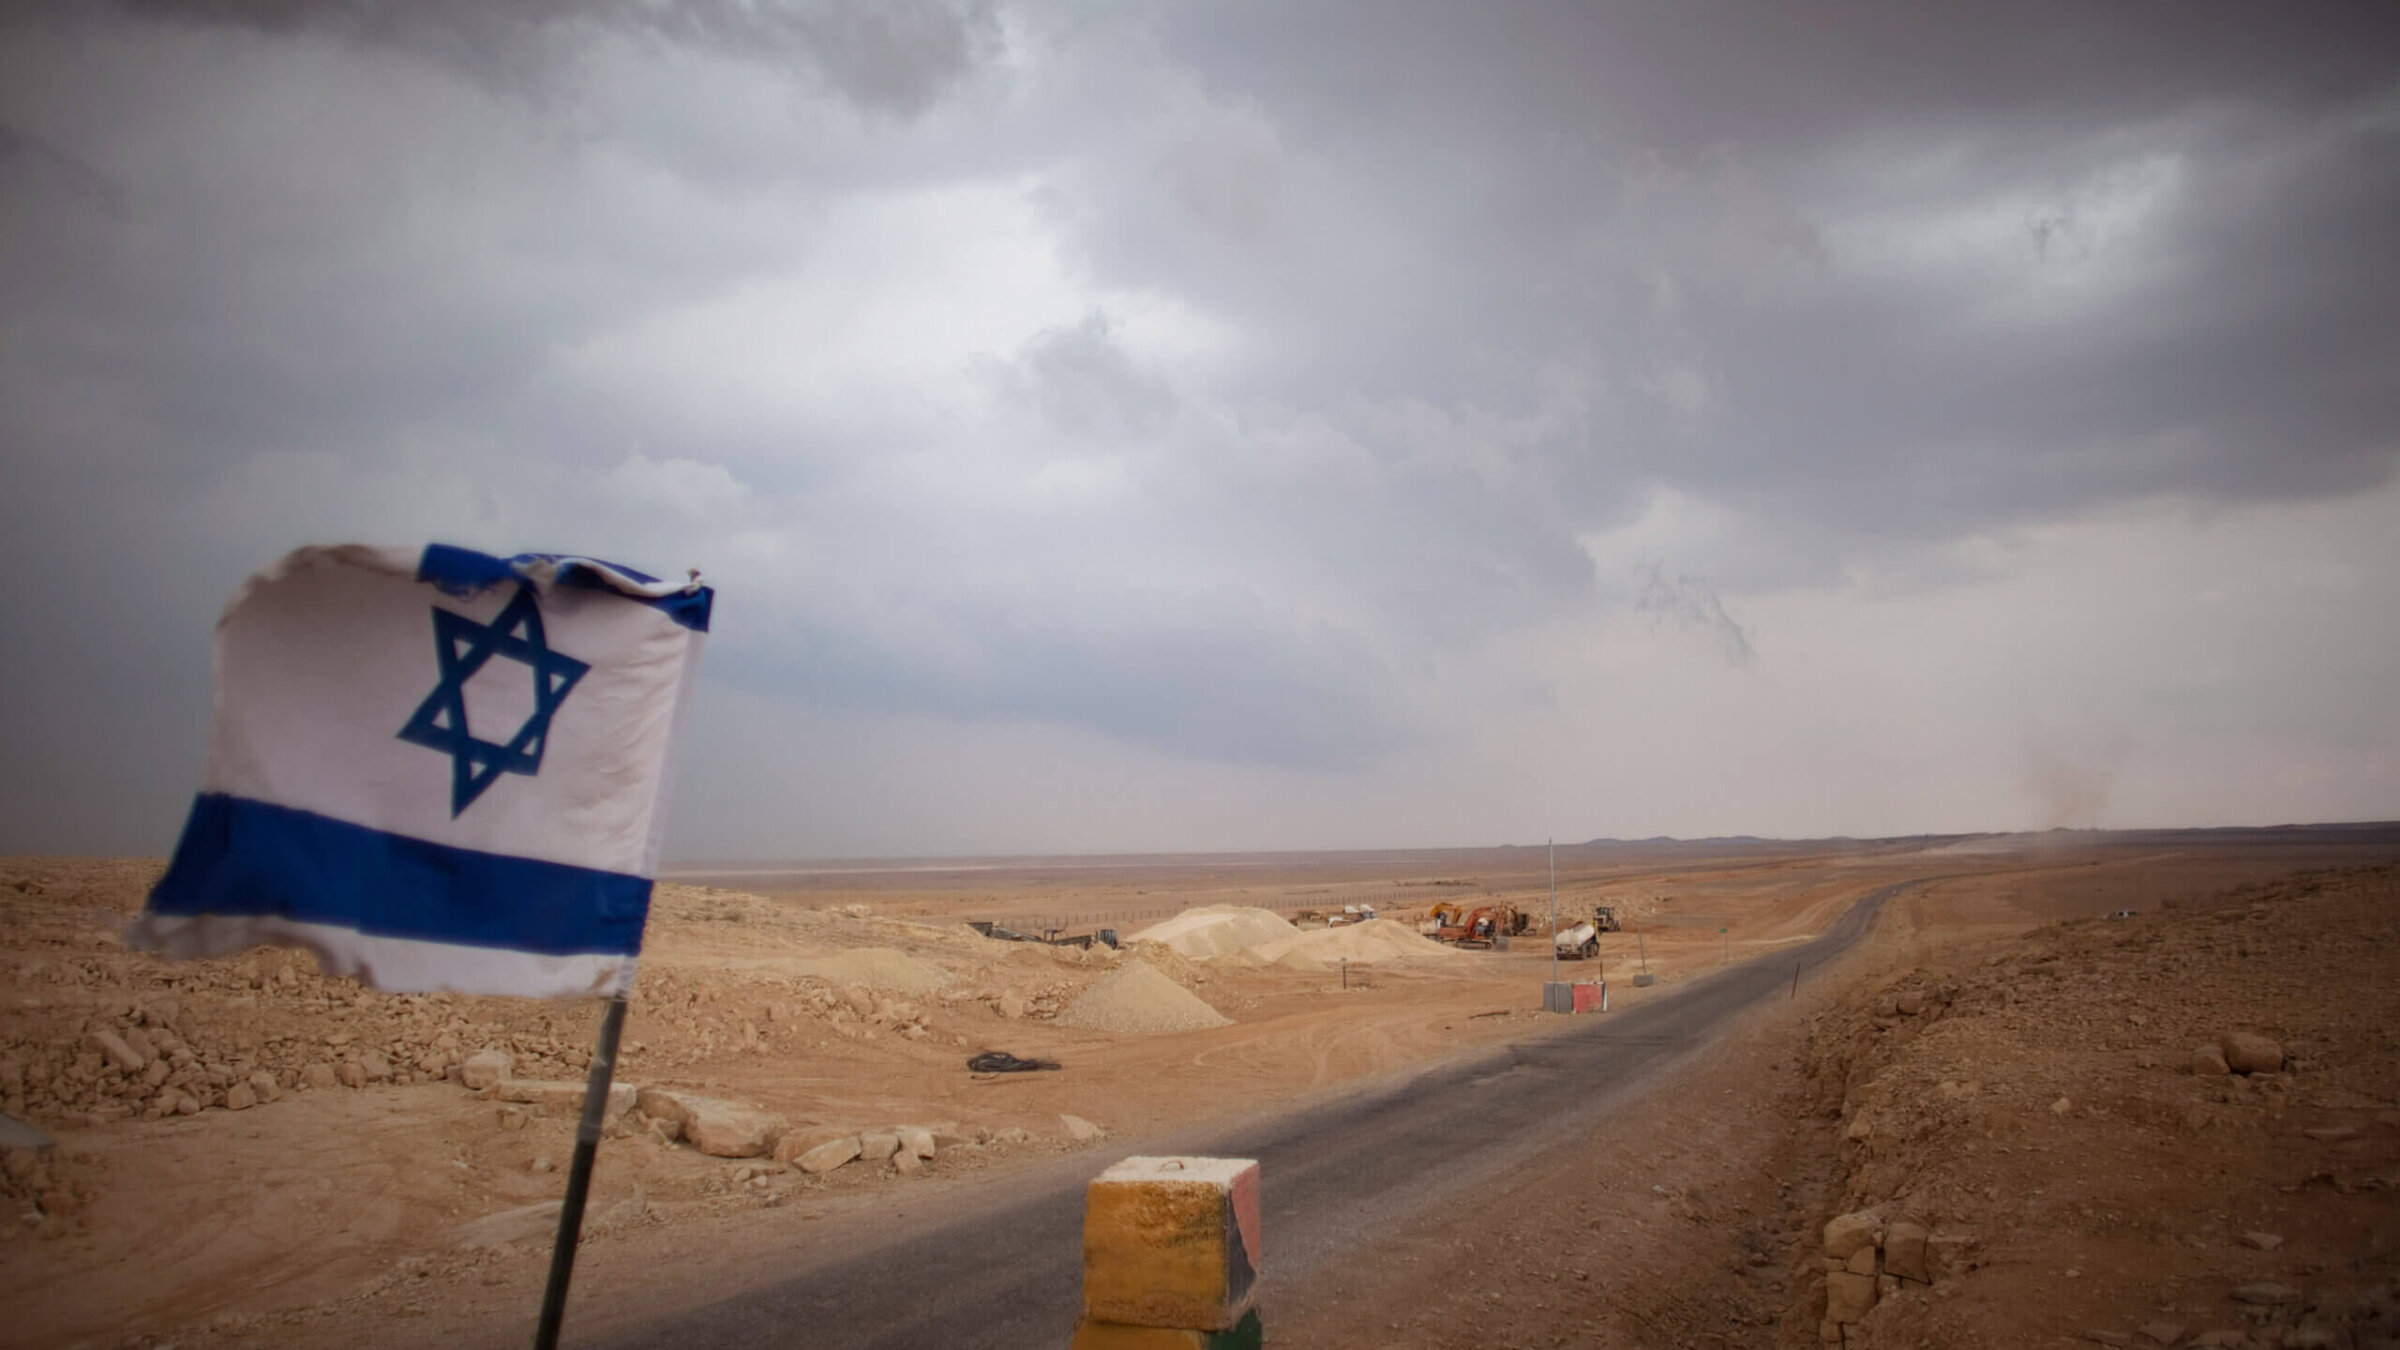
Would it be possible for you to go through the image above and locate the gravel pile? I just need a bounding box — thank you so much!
[1053,961,1232,1034]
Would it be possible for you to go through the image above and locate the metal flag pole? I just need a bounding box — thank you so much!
[1547,839,1559,986]
[534,993,630,1350]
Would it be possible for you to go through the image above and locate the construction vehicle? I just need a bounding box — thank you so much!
[1422,900,1468,937]
[1552,906,1621,960]
[1439,905,1532,949]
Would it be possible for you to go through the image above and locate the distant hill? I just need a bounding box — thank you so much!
[1581,834,1770,846]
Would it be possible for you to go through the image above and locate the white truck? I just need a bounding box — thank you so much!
[1552,906,1620,960]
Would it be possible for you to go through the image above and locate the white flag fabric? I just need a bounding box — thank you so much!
[127,544,712,997]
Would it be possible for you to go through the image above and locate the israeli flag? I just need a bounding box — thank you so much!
[128,544,712,998]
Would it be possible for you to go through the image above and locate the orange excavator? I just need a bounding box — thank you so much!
[1432,904,1531,948]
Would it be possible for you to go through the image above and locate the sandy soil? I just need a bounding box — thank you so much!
[2,827,2396,1349]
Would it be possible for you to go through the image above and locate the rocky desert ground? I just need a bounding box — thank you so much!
[3,826,2396,1349]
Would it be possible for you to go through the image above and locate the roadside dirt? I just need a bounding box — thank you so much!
[1792,863,2400,1350]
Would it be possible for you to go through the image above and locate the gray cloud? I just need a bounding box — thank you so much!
[1,0,2395,853]
[91,0,1004,117]
[1010,312,1179,440]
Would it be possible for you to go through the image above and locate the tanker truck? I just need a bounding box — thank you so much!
[1552,906,1621,960]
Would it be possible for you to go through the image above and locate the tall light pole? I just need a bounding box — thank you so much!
[1548,838,1558,986]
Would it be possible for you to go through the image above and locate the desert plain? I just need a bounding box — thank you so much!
[3,824,2398,1349]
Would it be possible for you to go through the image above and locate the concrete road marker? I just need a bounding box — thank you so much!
[1077,1155,1261,1341]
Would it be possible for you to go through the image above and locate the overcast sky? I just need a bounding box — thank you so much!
[3,1,2395,861]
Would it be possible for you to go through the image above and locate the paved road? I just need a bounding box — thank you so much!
[596,878,1908,1350]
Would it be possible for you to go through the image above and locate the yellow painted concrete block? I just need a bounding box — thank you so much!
[1070,1309,1263,1350]
[1082,1156,1261,1331]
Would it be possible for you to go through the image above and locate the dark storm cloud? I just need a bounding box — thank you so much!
[97,0,1004,117]
[1,0,2396,852]
[1101,0,2400,565]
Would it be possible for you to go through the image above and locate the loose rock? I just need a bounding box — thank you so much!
[1823,1211,1881,1261]
[797,1136,861,1175]
[2220,1033,2283,1075]
[1884,1220,1931,1283]
[87,1030,146,1075]
[460,1049,514,1091]
[2229,1283,2300,1306]
[1825,1270,1877,1322]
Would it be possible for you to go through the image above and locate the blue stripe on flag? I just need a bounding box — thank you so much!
[149,793,651,957]
[417,543,713,633]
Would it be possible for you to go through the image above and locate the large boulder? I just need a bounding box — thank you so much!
[682,1098,783,1158]
[2220,1033,2283,1075]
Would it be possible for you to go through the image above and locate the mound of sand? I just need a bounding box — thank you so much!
[1128,906,1301,961]
[1054,961,1233,1034]
[1231,920,1463,970]
[787,947,953,993]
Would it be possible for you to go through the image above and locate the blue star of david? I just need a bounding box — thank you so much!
[396,585,590,816]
